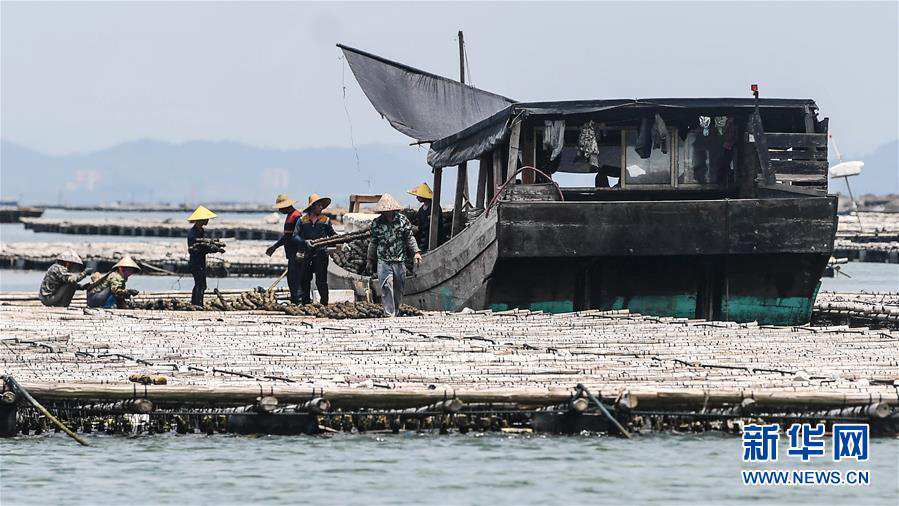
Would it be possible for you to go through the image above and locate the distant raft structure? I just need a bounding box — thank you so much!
[0,205,43,223]
[0,240,287,277]
[19,217,284,240]
[832,211,899,264]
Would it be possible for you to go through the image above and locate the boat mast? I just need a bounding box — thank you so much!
[451,30,469,237]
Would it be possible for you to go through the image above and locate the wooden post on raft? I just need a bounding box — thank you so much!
[493,149,503,200]
[428,167,442,251]
[451,30,468,237]
[485,151,495,204]
[476,154,489,209]
[452,163,467,236]
[521,127,536,184]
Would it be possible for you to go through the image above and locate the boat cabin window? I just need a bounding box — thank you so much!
[531,115,736,189]
[534,127,622,187]
[676,116,736,185]
[624,129,673,186]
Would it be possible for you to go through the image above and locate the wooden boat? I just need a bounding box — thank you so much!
[332,45,837,325]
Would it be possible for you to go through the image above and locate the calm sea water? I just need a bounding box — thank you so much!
[1,432,896,505]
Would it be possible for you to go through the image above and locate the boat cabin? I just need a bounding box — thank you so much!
[338,44,837,324]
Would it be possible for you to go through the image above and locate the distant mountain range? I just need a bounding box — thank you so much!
[1,137,896,206]
[0,139,433,207]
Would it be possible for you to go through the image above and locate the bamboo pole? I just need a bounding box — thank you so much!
[268,269,288,291]
[428,167,443,250]
[3,376,89,446]
[577,384,631,439]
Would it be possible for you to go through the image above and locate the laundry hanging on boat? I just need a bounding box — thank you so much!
[699,116,712,137]
[577,120,600,166]
[652,114,668,154]
[542,120,566,162]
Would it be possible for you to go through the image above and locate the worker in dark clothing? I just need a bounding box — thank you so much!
[186,205,218,306]
[266,194,303,304]
[294,194,337,304]
[407,182,438,252]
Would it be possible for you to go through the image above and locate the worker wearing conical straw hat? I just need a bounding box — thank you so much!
[39,250,92,308]
[86,255,141,309]
[295,194,337,305]
[367,193,422,317]
[407,182,440,253]
[266,194,303,304]
[186,205,219,307]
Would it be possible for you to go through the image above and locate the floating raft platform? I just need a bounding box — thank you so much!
[812,291,899,329]
[833,212,899,264]
[1,304,897,437]
[19,217,284,240]
[0,206,43,224]
[38,203,348,218]
[0,240,287,277]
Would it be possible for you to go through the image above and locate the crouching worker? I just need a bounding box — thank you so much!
[86,256,141,308]
[186,205,218,306]
[39,250,91,307]
[294,194,336,304]
[366,194,422,316]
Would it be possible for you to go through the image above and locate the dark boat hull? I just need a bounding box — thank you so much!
[402,194,837,325]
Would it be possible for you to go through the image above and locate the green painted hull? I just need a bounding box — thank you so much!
[484,254,828,326]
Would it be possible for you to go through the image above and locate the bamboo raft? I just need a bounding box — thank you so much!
[0,240,287,277]
[833,212,899,264]
[19,217,285,240]
[0,206,44,223]
[1,304,897,437]
[812,291,899,329]
[38,203,349,218]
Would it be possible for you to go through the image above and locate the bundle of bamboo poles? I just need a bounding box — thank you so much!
[813,291,899,328]
[126,286,422,319]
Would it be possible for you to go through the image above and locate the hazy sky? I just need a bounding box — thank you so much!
[2,1,897,157]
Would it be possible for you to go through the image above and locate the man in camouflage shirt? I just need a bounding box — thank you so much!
[39,250,90,307]
[367,194,422,316]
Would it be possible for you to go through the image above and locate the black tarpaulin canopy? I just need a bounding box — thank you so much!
[426,98,818,168]
[338,44,516,143]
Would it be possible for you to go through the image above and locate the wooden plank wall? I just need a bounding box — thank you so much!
[766,132,828,191]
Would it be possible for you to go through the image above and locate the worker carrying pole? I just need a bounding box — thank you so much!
[266,194,303,304]
[294,194,337,305]
[186,205,223,307]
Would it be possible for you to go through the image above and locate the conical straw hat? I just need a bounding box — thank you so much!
[187,205,218,222]
[114,255,142,271]
[406,183,433,200]
[57,250,84,265]
[303,194,332,213]
[372,193,404,213]
[273,194,296,209]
